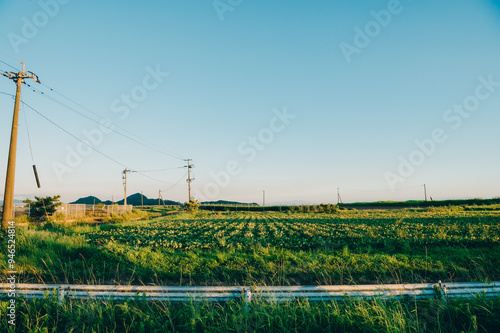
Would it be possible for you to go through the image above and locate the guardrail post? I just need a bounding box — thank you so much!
[242,288,252,313]
[438,281,447,304]
[58,287,65,304]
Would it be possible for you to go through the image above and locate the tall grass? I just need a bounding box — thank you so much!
[2,210,500,286]
[1,295,499,332]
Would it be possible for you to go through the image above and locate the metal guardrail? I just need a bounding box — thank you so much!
[1,281,499,302]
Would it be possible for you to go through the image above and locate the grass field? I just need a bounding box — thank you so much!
[4,208,499,286]
[1,206,500,331]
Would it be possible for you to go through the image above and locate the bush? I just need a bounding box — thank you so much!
[183,198,200,214]
[319,203,339,214]
[23,195,62,222]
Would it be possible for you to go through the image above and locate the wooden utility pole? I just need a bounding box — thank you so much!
[141,191,144,208]
[1,63,40,231]
[159,190,165,206]
[122,169,135,206]
[423,184,427,202]
[186,159,194,201]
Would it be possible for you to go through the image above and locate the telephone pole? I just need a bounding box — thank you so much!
[337,188,343,205]
[263,190,265,207]
[2,63,40,231]
[423,184,427,202]
[122,169,135,206]
[186,159,194,201]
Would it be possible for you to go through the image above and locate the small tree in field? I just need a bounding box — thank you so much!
[23,195,62,221]
[183,198,200,214]
[319,203,339,214]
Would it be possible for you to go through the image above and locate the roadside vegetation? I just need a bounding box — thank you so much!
[1,295,499,332]
[1,204,499,331]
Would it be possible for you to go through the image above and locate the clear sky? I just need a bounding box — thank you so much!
[0,0,499,204]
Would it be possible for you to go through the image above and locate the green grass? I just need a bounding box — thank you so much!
[2,209,499,286]
[1,208,500,331]
[1,294,499,332]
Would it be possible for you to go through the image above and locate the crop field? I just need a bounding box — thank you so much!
[3,207,498,287]
[87,210,500,251]
[2,207,500,332]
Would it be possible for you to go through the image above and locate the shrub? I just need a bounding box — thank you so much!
[183,198,200,214]
[23,195,62,222]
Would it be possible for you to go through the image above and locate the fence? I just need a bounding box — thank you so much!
[0,204,30,217]
[56,204,133,218]
[101,205,133,215]
[1,281,499,303]
[56,204,87,218]
[13,204,29,217]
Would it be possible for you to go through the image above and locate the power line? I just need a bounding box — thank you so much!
[35,82,186,161]
[340,185,423,193]
[0,59,19,72]
[0,54,22,67]
[6,92,188,188]
[21,100,129,169]
[135,170,187,186]
[2,59,187,161]
[135,166,185,173]
[20,92,35,163]
[0,91,15,98]
[160,171,188,193]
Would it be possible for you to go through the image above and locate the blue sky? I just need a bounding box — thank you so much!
[0,0,499,204]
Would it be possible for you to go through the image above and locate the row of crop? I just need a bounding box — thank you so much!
[86,214,500,251]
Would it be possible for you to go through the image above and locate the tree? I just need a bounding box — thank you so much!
[319,203,339,214]
[23,195,62,221]
[182,198,200,214]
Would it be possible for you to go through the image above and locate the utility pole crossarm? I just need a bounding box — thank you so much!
[2,63,40,231]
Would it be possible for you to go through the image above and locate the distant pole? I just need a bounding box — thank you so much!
[158,190,161,206]
[2,62,40,231]
[122,169,136,206]
[423,184,427,202]
[263,190,265,207]
[186,159,194,201]
[337,188,343,205]
[141,191,144,208]
[122,169,128,206]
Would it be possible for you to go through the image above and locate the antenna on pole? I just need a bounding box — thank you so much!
[1,62,40,231]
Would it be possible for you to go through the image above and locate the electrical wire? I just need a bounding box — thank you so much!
[20,92,36,163]
[36,82,186,161]
[160,171,189,193]
[134,166,185,173]
[4,90,188,189]
[0,54,22,68]
[21,100,129,169]
[135,171,187,186]
[340,185,423,192]
[2,58,187,161]
[0,91,15,98]
[0,59,19,72]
